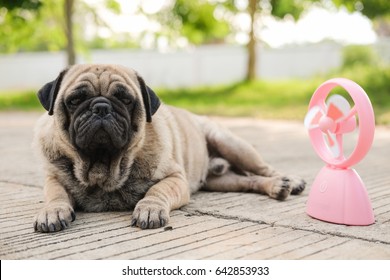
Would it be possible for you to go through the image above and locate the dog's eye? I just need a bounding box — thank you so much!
[67,96,85,107]
[69,98,82,106]
[114,88,133,105]
[66,94,86,108]
[66,87,89,109]
[121,97,132,105]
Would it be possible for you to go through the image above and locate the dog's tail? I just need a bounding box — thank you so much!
[198,116,277,177]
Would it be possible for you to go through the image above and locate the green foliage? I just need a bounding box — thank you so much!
[155,0,230,45]
[0,3,64,53]
[0,0,65,53]
[332,64,390,122]
[332,0,390,19]
[0,0,124,54]
[0,80,315,119]
[0,0,42,11]
[104,0,121,14]
[148,0,323,47]
[222,0,320,20]
[0,90,42,110]
[157,79,316,119]
[328,45,390,124]
[338,45,388,105]
[270,0,308,20]
[1,66,389,124]
[341,45,379,69]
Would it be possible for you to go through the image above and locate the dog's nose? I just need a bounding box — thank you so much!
[91,98,112,117]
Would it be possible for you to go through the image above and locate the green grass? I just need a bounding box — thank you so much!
[0,79,318,121]
[157,79,319,120]
[1,75,389,124]
[0,89,44,111]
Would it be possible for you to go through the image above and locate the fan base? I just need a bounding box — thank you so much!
[306,165,375,226]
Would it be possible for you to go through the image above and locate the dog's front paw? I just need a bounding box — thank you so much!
[131,198,170,229]
[33,202,75,233]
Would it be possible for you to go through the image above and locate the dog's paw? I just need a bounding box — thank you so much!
[208,157,230,176]
[269,177,293,200]
[131,198,170,229]
[285,175,306,195]
[268,176,306,200]
[33,202,75,233]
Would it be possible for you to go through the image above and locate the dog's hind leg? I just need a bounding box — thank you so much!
[204,171,293,200]
[201,118,306,196]
[202,119,278,177]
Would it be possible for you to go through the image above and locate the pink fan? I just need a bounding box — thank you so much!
[304,78,375,226]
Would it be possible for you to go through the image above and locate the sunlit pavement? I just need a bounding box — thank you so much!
[1,112,389,259]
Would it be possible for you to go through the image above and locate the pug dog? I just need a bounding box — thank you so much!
[33,64,305,233]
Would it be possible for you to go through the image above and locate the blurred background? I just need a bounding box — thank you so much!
[0,0,389,124]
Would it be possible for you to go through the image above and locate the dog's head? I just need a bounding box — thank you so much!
[37,64,160,160]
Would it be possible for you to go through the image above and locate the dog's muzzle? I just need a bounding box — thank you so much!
[72,97,129,152]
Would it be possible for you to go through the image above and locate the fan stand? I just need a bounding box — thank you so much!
[306,165,375,226]
[304,78,376,226]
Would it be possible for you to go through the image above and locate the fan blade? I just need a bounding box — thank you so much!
[326,94,351,121]
[337,106,357,133]
[324,131,340,158]
[304,106,323,130]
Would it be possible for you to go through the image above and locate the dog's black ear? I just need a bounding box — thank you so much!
[136,75,161,123]
[37,69,67,116]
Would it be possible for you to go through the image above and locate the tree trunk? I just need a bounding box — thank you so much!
[65,0,76,65]
[246,0,257,81]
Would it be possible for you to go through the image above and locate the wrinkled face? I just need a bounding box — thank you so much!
[38,64,160,165]
[66,84,137,158]
[57,66,146,161]
[37,64,160,187]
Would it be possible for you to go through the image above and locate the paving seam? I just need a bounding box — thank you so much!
[183,209,390,245]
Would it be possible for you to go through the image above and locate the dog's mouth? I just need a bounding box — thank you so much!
[77,123,122,183]
[92,128,111,145]
[65,94,136,188]
[66,96,133,187]
[75,120,125,164]
[72,110,129,151]
[85,121,116,148]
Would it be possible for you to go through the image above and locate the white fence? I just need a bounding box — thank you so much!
[0,42,344,91]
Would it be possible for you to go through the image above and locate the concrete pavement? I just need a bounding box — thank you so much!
[1,112,390,259]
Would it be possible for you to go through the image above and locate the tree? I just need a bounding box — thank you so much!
[222,0,321,81]
[143,0,230,47]
[332,0,390,19]
[148,0,320,81]
[246,0,257,81]
[0,0,42,11]
[0,0,65,53]
[65,0,75,65]
[0,0,121,65]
